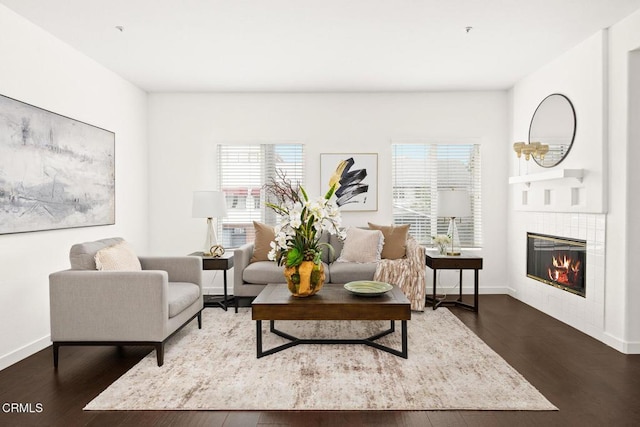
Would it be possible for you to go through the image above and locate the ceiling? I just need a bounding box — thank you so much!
[2,0,640,92]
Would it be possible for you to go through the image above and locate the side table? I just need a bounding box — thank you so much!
[425,251,483,312]
[189,252,235,312]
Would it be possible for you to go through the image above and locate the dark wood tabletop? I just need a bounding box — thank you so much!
[252,283,411,321]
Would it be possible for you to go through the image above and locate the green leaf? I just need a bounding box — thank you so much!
[324,182,337,200]
[300,186,309,202]
[286,247,303,267]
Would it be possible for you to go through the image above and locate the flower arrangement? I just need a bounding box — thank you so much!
[265,172,345,267]
[432,234,451,255]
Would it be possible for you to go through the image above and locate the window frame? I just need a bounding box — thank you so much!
[216,143,305,248]
[391,141,482,248]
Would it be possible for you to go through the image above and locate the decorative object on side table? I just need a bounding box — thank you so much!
[265,171,345,297]
[192,190,227,257]
[432,234,451,255]
[437,189,471,256]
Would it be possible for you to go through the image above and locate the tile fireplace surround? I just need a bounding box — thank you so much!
[510,212,605,342]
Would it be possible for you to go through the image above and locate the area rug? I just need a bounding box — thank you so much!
[85,308,557,411]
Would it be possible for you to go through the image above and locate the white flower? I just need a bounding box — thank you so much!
[275,231,288,248]
[432,234,451,245]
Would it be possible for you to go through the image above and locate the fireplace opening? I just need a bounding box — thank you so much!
[527,232,586,297]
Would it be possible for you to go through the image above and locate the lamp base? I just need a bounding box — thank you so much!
[203,218,224,257]
[446,217,462,256]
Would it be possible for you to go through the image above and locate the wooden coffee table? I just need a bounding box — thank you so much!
[252,283,411,359]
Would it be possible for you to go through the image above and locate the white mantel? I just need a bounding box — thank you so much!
[508,168,584,186]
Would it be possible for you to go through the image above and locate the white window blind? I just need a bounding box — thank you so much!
[217,144,304,248]
[391,143,482,247]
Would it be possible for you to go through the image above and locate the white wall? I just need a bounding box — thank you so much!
[0,5,149,370]
[147,92,509,295]
[608,9,640,352]
[509,8,640,353]
[510,32,607,214]
[508,32,608,345]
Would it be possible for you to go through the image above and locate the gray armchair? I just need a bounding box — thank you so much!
[49,237,203,367]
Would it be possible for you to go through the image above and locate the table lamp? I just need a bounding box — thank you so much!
[192,191,228,257]
[437,189,471,256]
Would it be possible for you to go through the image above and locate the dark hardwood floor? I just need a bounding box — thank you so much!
[1,295,639,426]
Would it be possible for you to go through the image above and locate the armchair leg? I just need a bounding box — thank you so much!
[155,343,164,366]
[197,311,202,329]
[53,343,59,368]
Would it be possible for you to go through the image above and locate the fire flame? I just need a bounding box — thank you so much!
[548,255,582,286]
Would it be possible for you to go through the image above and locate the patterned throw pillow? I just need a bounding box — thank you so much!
[368,223,410,259]
[336,227,384,263]
[94,241,142,271]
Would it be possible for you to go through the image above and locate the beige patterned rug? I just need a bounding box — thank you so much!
[85,307,556,411]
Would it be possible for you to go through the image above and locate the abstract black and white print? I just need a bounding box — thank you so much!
[0,94,115,234]
[320,153,377,211]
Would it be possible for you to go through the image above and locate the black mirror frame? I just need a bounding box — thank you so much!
[529,93,577,168]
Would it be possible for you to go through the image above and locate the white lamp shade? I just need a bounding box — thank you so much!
[437,190,471,218]
[192,191,228,218]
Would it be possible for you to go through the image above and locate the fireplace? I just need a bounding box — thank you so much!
[527,233,586,297]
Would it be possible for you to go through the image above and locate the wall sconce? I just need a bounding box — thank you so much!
[513,141,549,161]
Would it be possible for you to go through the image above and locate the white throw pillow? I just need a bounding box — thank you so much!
[336,227,384,263]
[95,241,142,271]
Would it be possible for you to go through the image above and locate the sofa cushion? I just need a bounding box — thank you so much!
[70,237,124,270]
[330,262,376,283]
[250,221,275,263]
[94,241,142,271]
[368,223,410,259]
[243,261,330,284]
[243,261,286,285]
[328,232,345,263]
[167,282,200,318]
[336,227,384,263]
[319,230,331,264]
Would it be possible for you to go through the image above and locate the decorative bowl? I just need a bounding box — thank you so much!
[344,281,393,297]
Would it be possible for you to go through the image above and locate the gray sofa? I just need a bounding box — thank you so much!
[234,231,377,299]
[49,237,203,367]
[234,230,427,311]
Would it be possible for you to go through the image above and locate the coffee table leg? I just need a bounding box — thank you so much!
[256,320,263,358]
[402,320,408,358]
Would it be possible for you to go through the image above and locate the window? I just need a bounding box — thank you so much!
[217,144,304,248]
[391,143,482,247]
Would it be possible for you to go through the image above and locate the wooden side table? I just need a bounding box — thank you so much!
[190,251,235,312]
[425,251,483,312]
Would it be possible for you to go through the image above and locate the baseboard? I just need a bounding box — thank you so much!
[624,341,640,354]
[204,285,514,296]
[0,335,51,371]
[203,285,228,296]
[602,332,640,354]
[436,285,511,294]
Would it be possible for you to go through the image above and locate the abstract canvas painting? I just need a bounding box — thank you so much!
[0,94,115,234]
[320,153,377,211]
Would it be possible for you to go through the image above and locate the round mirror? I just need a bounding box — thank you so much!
[528,93,576,168]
